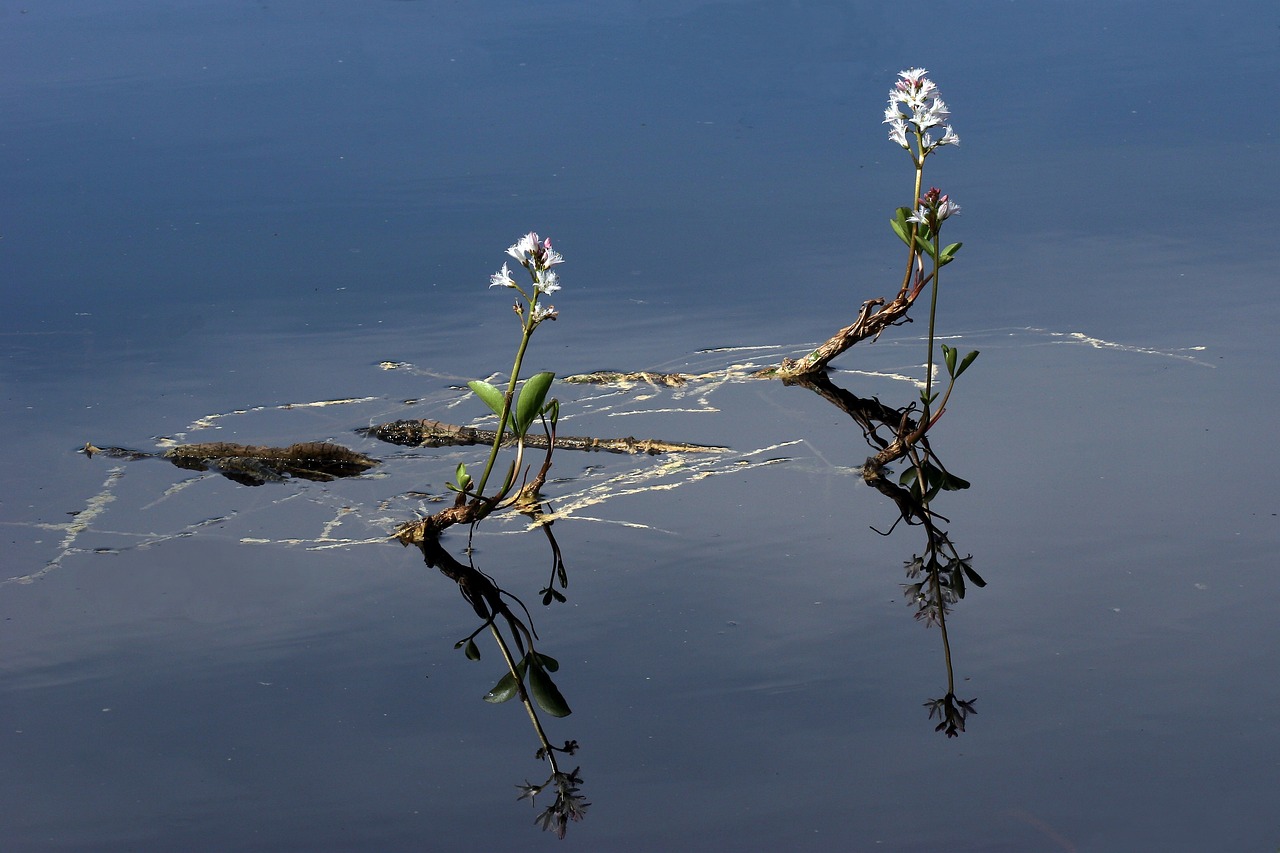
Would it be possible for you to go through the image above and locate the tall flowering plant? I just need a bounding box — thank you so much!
[770,69,974,383]
[883,68,976,423]
[884,69,982,736]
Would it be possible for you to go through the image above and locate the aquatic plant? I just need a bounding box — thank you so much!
[395,233,564,544]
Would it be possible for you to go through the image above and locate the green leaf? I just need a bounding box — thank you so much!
[527,661,572,717]
[942,344,957,376]
[533,653,560,673]
[961,561,987,588]
[941,241,963,259]
[514,372,555,437]
[463,638,481,661]
[956,349,980,377]
[484,669,520,704]
[890,216,912,247]
[454,462,471,493]
[483,657,529,704]
[467,380,506,417]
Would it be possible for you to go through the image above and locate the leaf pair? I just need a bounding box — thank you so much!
[889,206,962,265]
[468,371,556,439]
[899,460,970,503]
[941,344,979,379]
[951,557,987,600]
[448,462,473,494]
[483,652,571,717]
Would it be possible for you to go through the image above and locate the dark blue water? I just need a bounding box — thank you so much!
[3,2,1278,850]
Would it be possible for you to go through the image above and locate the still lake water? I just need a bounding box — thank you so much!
[3,1,1278,850]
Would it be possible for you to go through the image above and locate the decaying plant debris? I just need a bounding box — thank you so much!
[83,441,378,486]
[360,418,724,455]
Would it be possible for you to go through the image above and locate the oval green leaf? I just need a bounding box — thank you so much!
[483,668,521,704]
[527,662,572,717]
[514,371,555,436]
[467,380,506,417]
[961,562,987,587]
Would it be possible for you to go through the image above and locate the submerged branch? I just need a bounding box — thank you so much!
[83,441,378,486]
[361,418,725,455]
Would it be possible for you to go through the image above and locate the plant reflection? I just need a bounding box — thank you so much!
[785,371,983,736]
[410,513,588,837]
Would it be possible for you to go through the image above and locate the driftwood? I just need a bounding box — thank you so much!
[759,287,922,379]
[360,419,725,455]
[83,441,378,486]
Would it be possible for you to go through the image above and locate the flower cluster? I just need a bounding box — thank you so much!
[884,67,959,153]
[489,231,564,326]
[518,768,590,839]
[924,693,977,738]
[906,186,961,231]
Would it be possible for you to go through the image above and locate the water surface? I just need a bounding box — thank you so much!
[3,1,1278,850]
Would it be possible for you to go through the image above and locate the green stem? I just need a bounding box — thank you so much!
[473,319,535,499]
[897,151,926,297]
[922,228,941,422]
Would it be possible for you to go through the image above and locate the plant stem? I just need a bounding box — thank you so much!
[896,152,927,296]
[922,228,941,422]
[473,323,534,499]
[488,622,560,774]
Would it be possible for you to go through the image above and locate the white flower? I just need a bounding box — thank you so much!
[507,232,541,263]
[489,262,518,289]
[541,246,564,268]
[888,119,909,149]
[885,68,957,152]
[936,197,961,220]
[531,304,558,324]
[534,269,560,295]
[907,194,961,228]
[899,67,928,85]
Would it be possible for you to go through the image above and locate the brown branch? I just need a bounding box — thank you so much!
[360,418,725,455]
[83,441,377,486]
[757,264,933,380]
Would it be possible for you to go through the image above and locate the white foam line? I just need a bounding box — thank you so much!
[4,467,124,585]
[181,396,383,433]
[606,407,719,416]
[1039,329,1213,366]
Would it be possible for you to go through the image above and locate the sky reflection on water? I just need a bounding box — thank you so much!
[3,1,1279,850]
